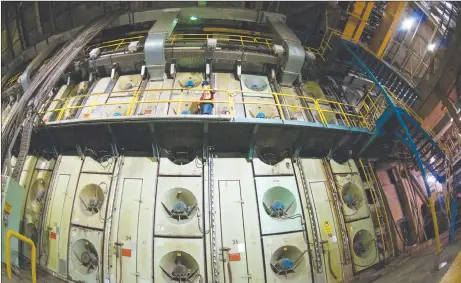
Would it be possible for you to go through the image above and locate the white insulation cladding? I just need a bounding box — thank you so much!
[14,154,379,283]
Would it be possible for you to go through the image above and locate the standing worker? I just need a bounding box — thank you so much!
[198,80,215,115]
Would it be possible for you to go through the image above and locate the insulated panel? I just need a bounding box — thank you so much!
[104,157,157,283]
[110,74,142,97]
[243,96,280,119]
[346,218,378,273]
[62,81,90,120]
[215,73,244,117]
[240,74,272,97]
[116,178,142,283]
[255,176,303,235]
[210,157,265,283]
[42,85,69,123]
[41,156,82,276]
[22,169,53,260]
[280,87,307,121]
[253,157,294,176]
[78,77,115,119]
[209,73,232,116]
[18,156,38,220]
[298,159,326,183]
[335,174,370,222]
[81,156,115,174]
[158,157,202,176]
[35,157,56,170]
[168,72,204,116]
[309,182,343,283]
[71,173,113,230]
[153,238,205,283]
[68,226,103,283]
[155,177,203,237]
[330,159,359,174]
[135,79,172,116]
[218,180,250,283]
[262,232,312,283]
[101,75,142,117]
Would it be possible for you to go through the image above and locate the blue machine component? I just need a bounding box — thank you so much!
[344,192,354,204]
[113,112,121,116]
[181,110,191,115]
[271,200,285,213]
[277,258,294,271]
[256,112,266,118]
[172,200,188,213]
[185,80,195,88]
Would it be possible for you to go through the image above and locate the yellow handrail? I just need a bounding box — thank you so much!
[5,230,37,283]
[38,87,370,130]
[359,159,388,259]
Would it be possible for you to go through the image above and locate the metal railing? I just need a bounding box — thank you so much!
[359,159,396,260]
[169,33,273,50]
[5,230,37,283]
[38,87,370,129]
[357,86,450,155]
[85,36,145,53]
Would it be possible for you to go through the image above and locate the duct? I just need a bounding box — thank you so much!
[267,16,305,86]
[145,10,179,80]
[18,39,63,91]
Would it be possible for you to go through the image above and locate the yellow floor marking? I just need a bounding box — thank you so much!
[440,249,461,283]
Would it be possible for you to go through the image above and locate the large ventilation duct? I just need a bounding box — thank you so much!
[267,17,305,86]
[145,10,179,80]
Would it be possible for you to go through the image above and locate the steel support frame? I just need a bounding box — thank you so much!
[370,1,407,58]
[341,40,442,252]
[342,1,375,43]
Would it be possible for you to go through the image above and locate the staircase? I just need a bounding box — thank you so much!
[375,106,448,184]
[342,40,419,107]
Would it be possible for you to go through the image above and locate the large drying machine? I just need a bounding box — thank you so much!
[346,217,379,273]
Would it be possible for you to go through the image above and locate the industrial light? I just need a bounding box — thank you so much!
[402,18,415,30]
[427,175,436,185]
[190,16,198,21]
[427,43,437,52]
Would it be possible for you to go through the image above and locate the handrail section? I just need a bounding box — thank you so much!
[38,87,370,130]
[5,230,37,283]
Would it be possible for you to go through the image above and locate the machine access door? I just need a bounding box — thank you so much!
[218,180,250,283]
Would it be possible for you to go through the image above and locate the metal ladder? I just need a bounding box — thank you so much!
[358,159,395,260]
[208,148,219,282]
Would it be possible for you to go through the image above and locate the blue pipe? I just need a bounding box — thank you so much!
[341,41,433,198]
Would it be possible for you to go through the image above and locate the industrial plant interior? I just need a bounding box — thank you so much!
[1,1,461,283]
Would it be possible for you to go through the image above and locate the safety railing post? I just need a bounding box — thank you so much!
[273,92,285,120]
[6,230,37,283]
[56,98,71,121]
[177,89,184,114]
[429,194,442,253]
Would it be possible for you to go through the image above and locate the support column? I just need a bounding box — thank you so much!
[342,1,375,42]
[16,4,27,50]
[369,2,407,58]
[48,2,55,34]
[34,1,43,36]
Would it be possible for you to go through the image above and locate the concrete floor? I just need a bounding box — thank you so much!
[2,234,461,283]
[351,233,461,283]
